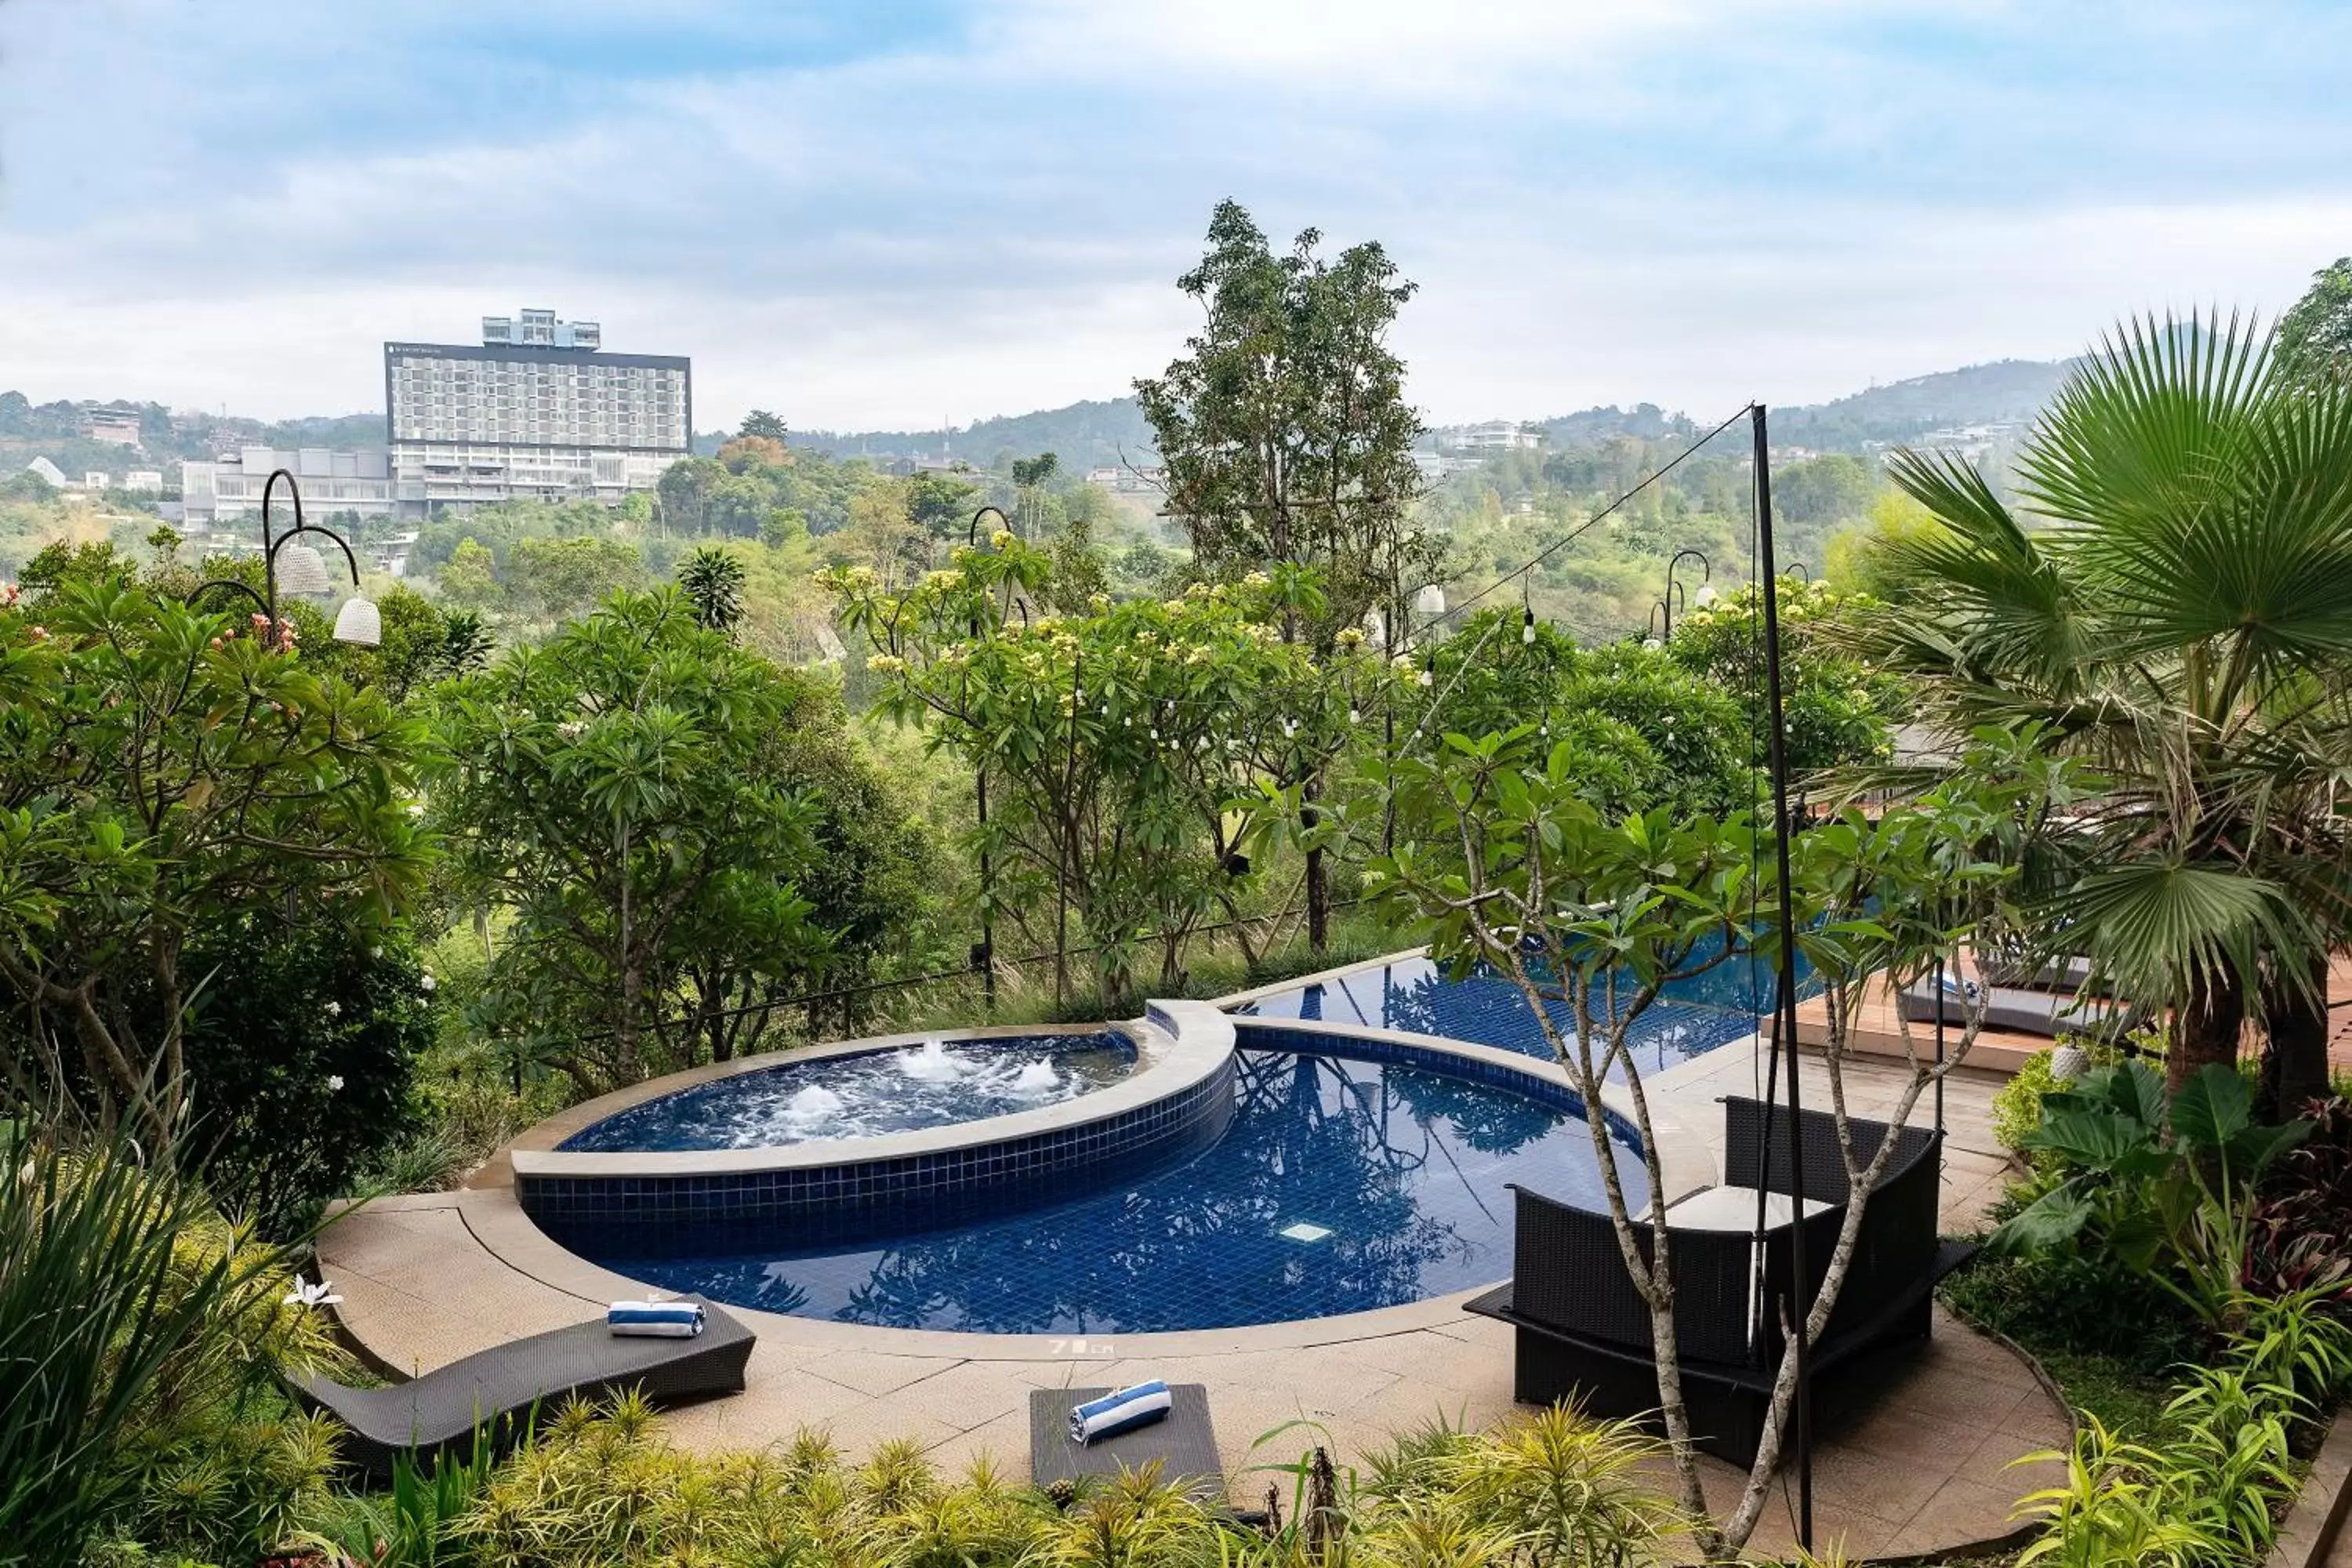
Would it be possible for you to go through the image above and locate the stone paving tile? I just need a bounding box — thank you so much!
[799,1348,968,1399]
[889,1359,1049,1434]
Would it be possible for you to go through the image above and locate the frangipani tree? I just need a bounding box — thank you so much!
[1359,723,2071,1556]
[0,578,429,1135]
[825,535,1389,1002]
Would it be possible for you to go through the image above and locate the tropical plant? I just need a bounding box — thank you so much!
[1991,1059,2311,1325]
[829,537,1387,1004]
[431,588,861,1091]
[0,577,430,1134]
[1661,576,1904,775]
[1854,313,2352,1109]
[2009,1416,2237,1568]
[0,1116,328,1568]
[676,544,746,634]
[303,1439,495,1568]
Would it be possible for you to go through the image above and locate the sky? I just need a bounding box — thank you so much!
[2,0,2349,432]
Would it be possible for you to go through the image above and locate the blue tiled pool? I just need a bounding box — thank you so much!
[558,1032,1138,1152]
[586,1040,1644,1334]
[1236,949,1799,1078]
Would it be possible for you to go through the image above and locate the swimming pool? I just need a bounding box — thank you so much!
[574,1036,1645,1334]
[1236,946,1807,1078]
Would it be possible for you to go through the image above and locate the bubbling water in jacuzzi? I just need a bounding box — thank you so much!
[557,1031,1140,1153]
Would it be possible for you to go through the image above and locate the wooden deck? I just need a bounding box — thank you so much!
[1795,953,2352,1078]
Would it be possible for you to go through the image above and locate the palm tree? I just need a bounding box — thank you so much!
[1858,314,2352,1109]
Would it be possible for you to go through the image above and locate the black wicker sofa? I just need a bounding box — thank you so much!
[1465,1096,1972,1466]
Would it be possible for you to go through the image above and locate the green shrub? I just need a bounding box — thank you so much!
[178,912,438,1234]
[0,1118,335,1568]
[1991,1048,2065,1156]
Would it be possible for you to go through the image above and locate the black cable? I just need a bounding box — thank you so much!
[1403,403,1756,646]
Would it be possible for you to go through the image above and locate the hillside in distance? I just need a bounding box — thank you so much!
[779,356,2075,470]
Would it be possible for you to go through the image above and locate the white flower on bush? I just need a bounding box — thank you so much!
[325,1000,341,1018]
[325,1074,344,1091]
[419,973,436,993]
[283,1275,343,1310]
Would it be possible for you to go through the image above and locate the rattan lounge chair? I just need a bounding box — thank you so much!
[1029,1385,1223,1500]
[1467,1097,1973,1466]
[292,1297,756,1479]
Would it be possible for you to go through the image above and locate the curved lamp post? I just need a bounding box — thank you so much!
[187,469,379,648]
[1658,548,1710,641]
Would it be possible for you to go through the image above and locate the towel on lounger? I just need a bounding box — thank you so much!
[1069,1380,1172,1445]
[608,1300,704,1338]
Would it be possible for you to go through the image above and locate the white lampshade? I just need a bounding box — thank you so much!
[333,596,382,647]
[1413,584,1446,616]
[276,543,332,596]
[1693,583,1719,607]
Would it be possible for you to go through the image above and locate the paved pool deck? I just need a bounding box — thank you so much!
[318,1030,2062,1563]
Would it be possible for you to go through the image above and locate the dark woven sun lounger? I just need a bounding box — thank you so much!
[1030,1385,1223,1499]
[1897,978,2121,1038]
[292,1297,755,1479]
[1975,952,2101,995]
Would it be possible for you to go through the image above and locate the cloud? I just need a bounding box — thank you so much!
[1,0,2347,428]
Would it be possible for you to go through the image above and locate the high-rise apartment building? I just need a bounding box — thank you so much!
[384,308,690,516]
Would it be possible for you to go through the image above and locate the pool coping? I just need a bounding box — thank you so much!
[510,1001,1228,1179]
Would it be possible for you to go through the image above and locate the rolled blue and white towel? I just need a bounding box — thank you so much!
[608,1299,705,1338]
[1069,1380,1172,1446]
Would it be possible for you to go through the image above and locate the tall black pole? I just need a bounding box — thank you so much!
[967,507,1009,1013]
[1752,404,1813,1550]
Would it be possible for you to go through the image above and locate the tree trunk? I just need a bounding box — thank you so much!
[2170,961,2247,1094]
[1302,775,1328,956]
[2257,949,2332,1119]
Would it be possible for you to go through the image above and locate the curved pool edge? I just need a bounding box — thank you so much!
[488,1007,1701,1350]
[513,1001,1239,1253]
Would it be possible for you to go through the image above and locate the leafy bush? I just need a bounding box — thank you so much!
[2010,1415,2240,1568]
[0,1118,338,1568]
[1991,1060,2311,1326]
[281,1392,1685,1568]
[1992,1048,2067,1156]
[177,913,437,1233]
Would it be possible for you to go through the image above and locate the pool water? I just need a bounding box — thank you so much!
[1238,946,1812,1079]
[559,1032,1138,1152]
[592,1045,1644,1334]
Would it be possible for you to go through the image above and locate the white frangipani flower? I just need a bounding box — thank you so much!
[284,1275,343,1310]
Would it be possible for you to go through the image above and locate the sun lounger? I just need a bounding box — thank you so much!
[291,1297,755,1479]
[1897,978,2122,1038]
[1029,1384,1223,1499]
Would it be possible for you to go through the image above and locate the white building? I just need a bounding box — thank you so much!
[368,530,423,578]
[122,470,164,493]
[180,447,396,534]
[81,472,110,491]
[1436,420,1542,452]
[81,408,143,446]
[22,456,67,488]
[385,307,689,517]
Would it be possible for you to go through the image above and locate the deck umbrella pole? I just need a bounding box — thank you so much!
[1752,401,1814,1552]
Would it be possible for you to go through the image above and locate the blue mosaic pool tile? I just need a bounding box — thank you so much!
[521,1054,1237,1254]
